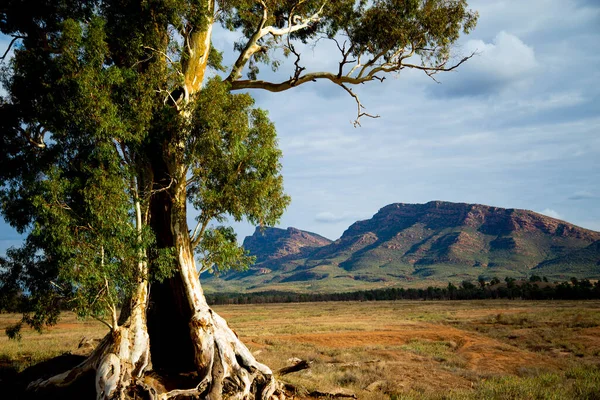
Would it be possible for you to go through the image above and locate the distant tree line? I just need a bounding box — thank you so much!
[2,276,599,312]
[203,276,600,305]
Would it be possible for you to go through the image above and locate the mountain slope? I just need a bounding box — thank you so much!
[202,201,600,293]
[533,240,600,277]
[242,226,332,264]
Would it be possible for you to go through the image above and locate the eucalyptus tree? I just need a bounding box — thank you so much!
[0,0,477,398]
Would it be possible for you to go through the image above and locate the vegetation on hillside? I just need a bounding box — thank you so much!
[204,276,600,304]
[205,202,600,294]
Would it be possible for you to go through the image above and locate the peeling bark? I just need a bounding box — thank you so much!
[28,276,151,399]
[155,174,282,399]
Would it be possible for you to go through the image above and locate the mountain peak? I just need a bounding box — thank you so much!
[243,226,332,263]
[204,201,600,293]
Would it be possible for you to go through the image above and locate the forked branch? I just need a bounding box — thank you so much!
[226,1,327,82]
[230,50,476,124]
[340,84,380,127]
[1,35,26,60]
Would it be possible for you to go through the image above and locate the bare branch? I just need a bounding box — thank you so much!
[340,84,379,127]
[131,54,154,69]
[143,45,183,77]
[226,1,327,82]
[401,51,477,74]
[92,315,114,331]
[231,71,368,92]
[191,216,211,249]
[230,43,474,126]
[1,35,26,61]
[287,43,305,85]
[333,38,355,78]
[150,177,176,195]
[357,49,388,79]
[19,124,47,149]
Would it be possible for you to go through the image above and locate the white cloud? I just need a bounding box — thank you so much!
[467,0,600,42]
[466,32,537,79]
[315,212,347,223]
[539,208,563,220]
[430,31,537,97]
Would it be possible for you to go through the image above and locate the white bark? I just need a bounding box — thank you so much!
[29,195,152,399]
[172,218,282,400]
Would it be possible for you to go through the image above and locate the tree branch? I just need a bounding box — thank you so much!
[402,51,477,75]
[226,1,326,82]
[191,216,211,249]
[262,2,326,37]
[1,35,26,61]
[333,39,355,78]
[226,0,270,82]
[230,71,369,92]
[340,84,379,127]
[19,124,47,149]
[231,50,476,93]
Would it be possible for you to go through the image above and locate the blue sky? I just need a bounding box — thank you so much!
[1,0,599,254]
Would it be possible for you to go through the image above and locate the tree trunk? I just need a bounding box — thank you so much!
[28,178,281,399]
[28,276,152,400]
[144,158,282,399]
[28,17,284,396]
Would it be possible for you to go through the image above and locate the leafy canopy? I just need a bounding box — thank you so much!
[0,0,476,331]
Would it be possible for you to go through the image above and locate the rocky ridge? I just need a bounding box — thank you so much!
[203,201,600,293]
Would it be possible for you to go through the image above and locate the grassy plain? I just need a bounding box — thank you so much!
[1,300,600,399]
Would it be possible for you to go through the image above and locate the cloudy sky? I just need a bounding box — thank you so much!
[1,0,599,254]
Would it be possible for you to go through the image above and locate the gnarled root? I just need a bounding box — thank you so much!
[160,307,284,400]
[25,308,285,400]
[27,322,151,400]
[27,335,110,392]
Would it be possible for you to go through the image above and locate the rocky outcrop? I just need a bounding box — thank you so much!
[320,201,600,270]
[203,202,600,292]
[242,227,332,263]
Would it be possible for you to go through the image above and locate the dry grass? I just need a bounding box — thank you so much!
[2,300,600,399]
[0,313,108,373]
[214,300,600,399]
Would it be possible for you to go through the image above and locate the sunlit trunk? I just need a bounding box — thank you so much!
[145,146,281,398]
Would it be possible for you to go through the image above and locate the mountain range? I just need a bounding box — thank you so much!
[202,201,600,293]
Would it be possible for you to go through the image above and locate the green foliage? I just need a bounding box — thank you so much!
[220,0,477,78]
[188,77,289,227]
[197,226,255,274]
[0,0,476,336]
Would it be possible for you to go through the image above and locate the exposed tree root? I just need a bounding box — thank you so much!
[186,307,284,399]
[25,306,284,400]
[283,384,357,399]
[27,336,110,392]
[277,360,311,376]
[28,277,152,399]
[27,322,151,400]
